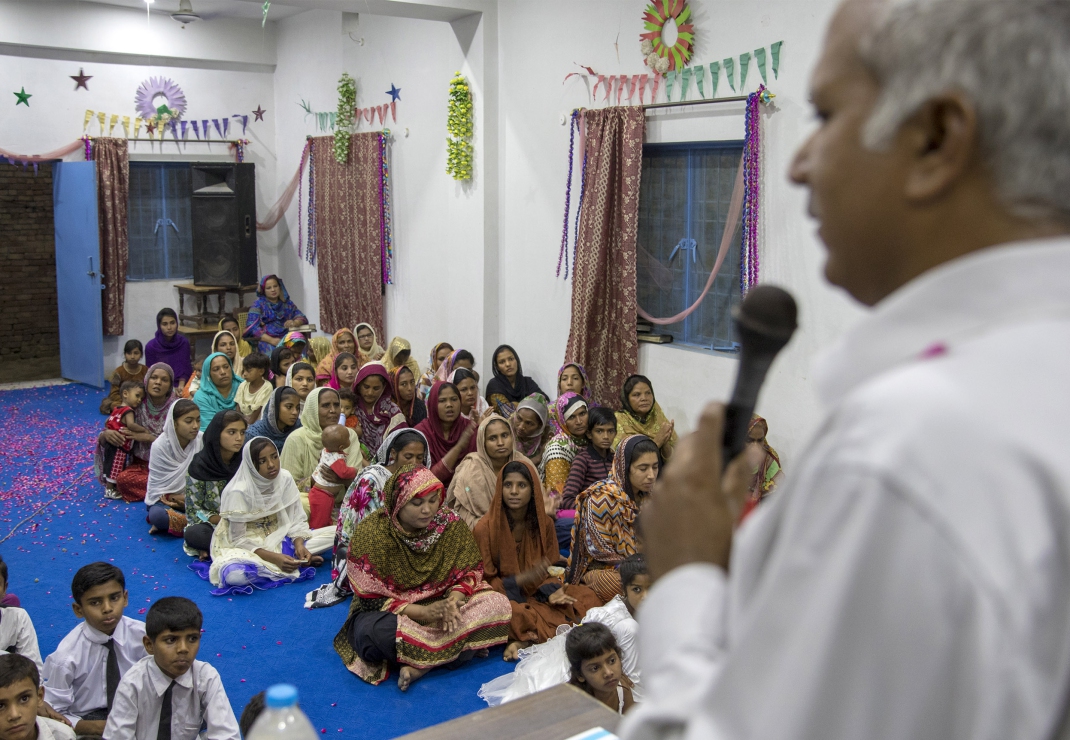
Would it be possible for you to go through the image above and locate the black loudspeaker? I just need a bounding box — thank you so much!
[191,163,257,286]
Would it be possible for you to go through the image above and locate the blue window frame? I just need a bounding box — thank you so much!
[637,141,744,352]
[127,162,193,281]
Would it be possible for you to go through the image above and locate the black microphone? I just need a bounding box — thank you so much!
[722,285,798,463]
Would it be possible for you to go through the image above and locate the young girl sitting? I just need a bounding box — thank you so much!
[100,381,149,499]
[99,339,146,415]
[566,623,634,714]
[235,352,272,423]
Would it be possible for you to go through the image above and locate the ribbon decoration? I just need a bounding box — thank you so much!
[709,61,721,99]
[754,47,768,84]
[694,65,706,98]
[261,1,270,27]
[739,52,751,91]
[593,74,606,101]
[628,74,641,102]
[679,68,692,101]
[771,41,783,78]
[723,57,736,91]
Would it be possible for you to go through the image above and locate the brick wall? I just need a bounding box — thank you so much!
[0,163,59,366]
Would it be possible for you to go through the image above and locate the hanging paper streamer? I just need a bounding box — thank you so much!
[390,101,397,122]
[694,65,706,98]
[754,47,768,84]
[723,58,736,92]
[83,110,93,130]
[771,41,783,79]
[679,68,692,101]
[651,74,661,102]
[261,1,270,27]
[739,52,751,91]
[709,61,720,99]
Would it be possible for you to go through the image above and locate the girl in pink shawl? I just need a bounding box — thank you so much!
[329,352,361,392]
[354,363,406,451]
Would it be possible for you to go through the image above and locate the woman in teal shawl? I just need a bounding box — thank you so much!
[193,352,243,431]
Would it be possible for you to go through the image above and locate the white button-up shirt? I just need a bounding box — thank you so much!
[0,606,42,669]
[43,616,147,727]
[102,656,240,740]
[621,238,1070,740]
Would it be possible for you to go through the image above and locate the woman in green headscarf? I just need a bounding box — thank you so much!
[192,352,243,432]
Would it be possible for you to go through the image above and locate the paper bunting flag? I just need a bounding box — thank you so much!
[134,118,143,138]
[364,108,373,124]
[665,70,676,103]
[390,101,397,122]
[191,121,200,139]
[180,121,188,139]
[235,115,248,134]
[212,119,223,138]
[739,52,751,91]
[629,74,640,102]
[83,110,93,130]
[639,73,650,104]
[754,47,768,84]
[680,68,692,101]
[222,118,229,137]
[97,112,106,132]
[694,65,706,99]
[771,41,783,79]
[652,74,661,102]
[616,76,625,105]
[709,61,720,99]
[121,116,130,138]
[108,114,119,135]
[202,120,210,138]
[593,75,605,101]
[169,120,179,140]
[723,57,736,92]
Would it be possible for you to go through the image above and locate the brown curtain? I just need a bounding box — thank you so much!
[564,107,645,406]
[310,134,384,338]
[93,138,129,335]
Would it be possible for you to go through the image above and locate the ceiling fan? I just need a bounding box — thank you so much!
[170,0,202,24]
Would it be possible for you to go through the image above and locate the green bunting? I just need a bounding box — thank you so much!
[680,68,692,101]
[771,41,783,79]
[694,65,706,99]
[754,47,768,84]
[708,62,720,99]
[739,52,751,91]
[665,69,677,102]
[723,57,736,92]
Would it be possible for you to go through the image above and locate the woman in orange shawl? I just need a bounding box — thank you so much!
[474,459,601,661]
[315,328,359,386]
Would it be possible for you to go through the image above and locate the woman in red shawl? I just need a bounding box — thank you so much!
[353,363,406,452]
[474,459,601,661]
[333,465,510,689]
[414,381,476,486]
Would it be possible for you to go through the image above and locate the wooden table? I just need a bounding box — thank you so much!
[176,325,220,364]
[395,684,621,740]
[174,283,258,328]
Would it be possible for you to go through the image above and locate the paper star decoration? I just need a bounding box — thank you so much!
[71,68,92,91]
[253,105,267,122]
[13,87,31,106]
[386,83,401,102]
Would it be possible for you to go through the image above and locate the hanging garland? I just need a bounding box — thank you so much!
[446,72,473,180]
[640,0,695,73]
[334,73,357,164]
[379,130,394,285]
[741,86,769,294]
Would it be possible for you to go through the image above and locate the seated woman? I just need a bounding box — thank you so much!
[418,342,454,402]
[328,352,361,393]
[510,394,552,469]
[475,459,601,660]
[183,410,246,559]
[447,415,531,529]
[614,374,677,460]
[415,381,477,487]
[280,387,364,511]
[145,400,204,537]
[183,331,244,398]
[192,352,243,432]
[549,362,596,433]
[451,367,492,425]
[434,349,477,387]
[219,314,252,358]
[332,465,511,689]
[245,386,302,451]
[383,336,421,380]
[390,365,427,426]
[208,437,333,595]
[281,331,311,363]
[354,322,385,364]
[270,346,295,389]
[567,434,660,603]
[541,393,590,500]
[739,415,784,520]
[244,275,308,354]
[486,345,546,418]
[284,362,317,413]
[305,429,431,610]
[316,329,359,386]
[94,362,177,502]
[353,363,406,453]
[144,308,193,387]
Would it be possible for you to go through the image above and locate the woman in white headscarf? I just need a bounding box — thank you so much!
[145,399,204,537]
[208,436,334,594]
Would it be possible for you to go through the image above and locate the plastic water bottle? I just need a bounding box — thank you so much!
[247,684,318,740]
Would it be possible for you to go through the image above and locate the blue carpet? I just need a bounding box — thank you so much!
[0,383,512,739]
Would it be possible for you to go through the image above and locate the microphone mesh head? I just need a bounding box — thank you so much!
[735,285,798,341]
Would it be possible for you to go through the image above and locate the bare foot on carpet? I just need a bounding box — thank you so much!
[398,665,430,691]
[476,648,489,658]
[197,551,210,562]
[503,642,527,661]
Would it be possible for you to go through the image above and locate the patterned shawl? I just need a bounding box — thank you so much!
[549,362,596,433]
[354,363,405,451]
[414,381,476,470]
[383,336,421,381]
[192,352,243,431]
[566,434,651,584]
[245,386,302,451]
[132,362,177,459]
[614,374,678,453]
[244,275,306,341]
[280,331,309,359]
[473,459,558,597]
[539,393,588,476]
[509,393,551,459]
[346,465,482,604]
[446,414,531,528]
[316,329,358,381]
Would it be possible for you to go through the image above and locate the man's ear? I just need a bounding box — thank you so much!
[142,635,155,655]
[900,92,979,203]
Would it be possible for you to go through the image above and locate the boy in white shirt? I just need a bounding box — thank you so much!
[0,559,41,670]
[42,563,146,735]
[104,597,239,740]
[0,655,75,740]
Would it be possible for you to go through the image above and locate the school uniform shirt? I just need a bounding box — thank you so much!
[0,606,42,669]
[621,239,1070,740]
[35,716,76,740]
[43,616,147,727]
[103,656,240,740]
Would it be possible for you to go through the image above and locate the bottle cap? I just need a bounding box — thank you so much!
[265,684,299,709]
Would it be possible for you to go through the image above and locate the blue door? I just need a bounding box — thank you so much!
[53,161,104,388]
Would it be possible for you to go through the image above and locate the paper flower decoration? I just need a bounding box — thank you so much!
[134,77,187,121]
[641,0,695,73]
[334,72,357,164]
[446,72,473,181]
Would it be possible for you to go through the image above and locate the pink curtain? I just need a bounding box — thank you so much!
[310,134,385,338]
[93,138,129,336]
[564,107,645,406]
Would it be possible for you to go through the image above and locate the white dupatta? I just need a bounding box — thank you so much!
[145,407,203,505]
[219,438,308,553]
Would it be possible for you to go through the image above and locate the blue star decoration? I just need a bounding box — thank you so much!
[386,83,401,102]
[13,87,31,106]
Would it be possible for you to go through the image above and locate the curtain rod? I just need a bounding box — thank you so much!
[643,94,749,111]
[118,138,245,145]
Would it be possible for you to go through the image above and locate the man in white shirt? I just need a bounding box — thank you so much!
[622,1,1070,739]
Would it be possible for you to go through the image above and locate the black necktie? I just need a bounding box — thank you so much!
[157,681,175,740]
[105,639,120,710]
